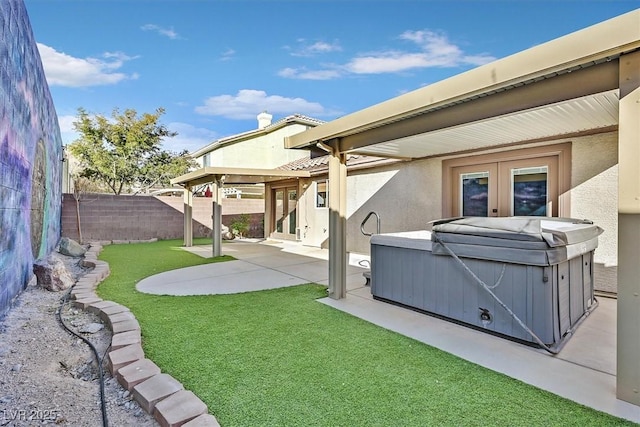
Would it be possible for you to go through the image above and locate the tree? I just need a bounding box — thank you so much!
[68,107,195,195]
[133,149,195,195]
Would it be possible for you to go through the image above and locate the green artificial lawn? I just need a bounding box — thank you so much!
[97,239,636,427]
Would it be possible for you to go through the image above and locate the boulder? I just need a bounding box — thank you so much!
[58,237,86,257]
[33,255,75,292]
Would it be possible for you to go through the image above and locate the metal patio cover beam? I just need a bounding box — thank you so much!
[170,166,310,188]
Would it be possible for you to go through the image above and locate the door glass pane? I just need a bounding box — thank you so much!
[287,189,297,235]
[461,172,489,216]
[512,166,548,216]
[275,190,284,233]
[316,181,327,208]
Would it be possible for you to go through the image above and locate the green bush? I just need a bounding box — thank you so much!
[230,213,250,237]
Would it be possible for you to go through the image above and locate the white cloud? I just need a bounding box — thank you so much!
[288,39,342,57]
[279,30,495,79]
[37,43,139,87]
[277,67,342,80]
[164,122,218,153]
[141,24,180,40]
[195,89,329,119]
[347,30,495,74]
[57,114,76,133]
[220,48,236,61]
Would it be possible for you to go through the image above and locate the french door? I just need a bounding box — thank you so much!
[273,187,298,239]
[452,156,559,217]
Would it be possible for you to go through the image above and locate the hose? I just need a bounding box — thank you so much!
[57,285,109,427]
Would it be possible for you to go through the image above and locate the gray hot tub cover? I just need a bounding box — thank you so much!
[427,217,603,266]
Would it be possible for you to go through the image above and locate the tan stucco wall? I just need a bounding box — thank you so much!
[298,180,329,246]
[297,158,443,252]
[345,159,443,254]
[197,124,310,169]
[568,132,618,293]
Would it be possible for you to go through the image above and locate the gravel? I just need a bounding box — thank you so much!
[0,253,158,426]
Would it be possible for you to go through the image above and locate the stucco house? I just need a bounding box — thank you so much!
[190,112,323,197]
[281,9,640,407]
[173,8,639,406]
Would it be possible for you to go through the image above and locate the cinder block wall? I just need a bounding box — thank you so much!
[0,0,63,317]
[61,194,264,242]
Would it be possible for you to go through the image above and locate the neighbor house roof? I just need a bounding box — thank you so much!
[277,154,400,175]
[191,114,325,158]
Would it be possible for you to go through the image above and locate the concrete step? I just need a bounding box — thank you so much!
[116,358,161,391]
[153,390,208,427]
[133,373,184,413]
[71,297,102,310]
[111,318,140,334]
[71,291,98,301]
[72,282,97,292]
[107,343,144,375]
[87,300,119,315]
[106,311,137,328]
[183,414,221,427]
[97,304,130,323]
[111,329,141,350]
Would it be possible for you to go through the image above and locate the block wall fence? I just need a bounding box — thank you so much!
[61,194,265,242]
[0,0,63,317]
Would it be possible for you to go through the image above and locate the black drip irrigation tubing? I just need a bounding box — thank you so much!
[56,285,109,427]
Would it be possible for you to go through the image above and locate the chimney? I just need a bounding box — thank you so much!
[257,111,273,129]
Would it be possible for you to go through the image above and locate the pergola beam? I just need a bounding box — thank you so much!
[212,176,223,257]
[182,185,193,247]
[616,49,640,406]
[327,142,347,299]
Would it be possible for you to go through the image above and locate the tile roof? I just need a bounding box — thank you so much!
[277,154,398,174]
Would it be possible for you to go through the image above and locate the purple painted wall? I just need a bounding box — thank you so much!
[0,0,63,317]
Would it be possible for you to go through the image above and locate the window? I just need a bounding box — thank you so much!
[511,166,548,216]
[444,143,571,218]
[460,172,490,217]
[316,181,328,208]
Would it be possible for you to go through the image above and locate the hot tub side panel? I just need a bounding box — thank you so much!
[371,243,562,345]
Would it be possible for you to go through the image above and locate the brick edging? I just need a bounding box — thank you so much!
[71,242,220,427]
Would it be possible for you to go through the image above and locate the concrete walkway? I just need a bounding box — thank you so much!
[136,239,640,424]
[137,239,370,295]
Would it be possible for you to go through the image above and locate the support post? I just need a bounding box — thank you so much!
[328,145,347,299]
[264,183,272,239]
[183,185,193,247]
[212,176,223,257]
[617,50,640,405]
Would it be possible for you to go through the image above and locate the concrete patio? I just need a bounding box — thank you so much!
[136,239,640,424]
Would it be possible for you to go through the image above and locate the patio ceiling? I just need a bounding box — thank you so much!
[170,166,310,188]
[349,90,619,159]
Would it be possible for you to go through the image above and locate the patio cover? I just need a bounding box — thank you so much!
[283,10,640,406]
[170,166,310,256]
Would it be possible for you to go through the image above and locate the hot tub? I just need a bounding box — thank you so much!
[370,217,603,351]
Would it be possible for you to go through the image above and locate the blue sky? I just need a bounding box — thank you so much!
[25,0,639,154]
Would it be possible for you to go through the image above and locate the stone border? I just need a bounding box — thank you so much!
[71,242,220,427]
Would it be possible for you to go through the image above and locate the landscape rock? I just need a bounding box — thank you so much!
[33,255,75,291]
[58,237,87,257]
[79,322,105,334]
[1,257,158,426]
